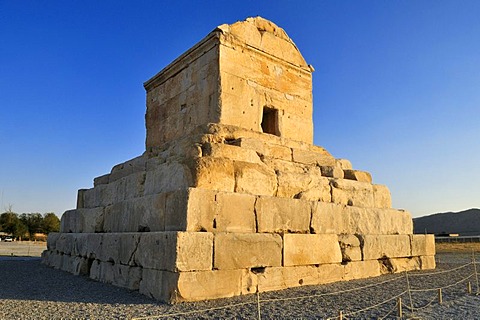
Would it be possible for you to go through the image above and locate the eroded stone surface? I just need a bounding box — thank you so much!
[43,16,435,303]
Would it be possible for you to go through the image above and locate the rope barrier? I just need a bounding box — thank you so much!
[378,298,400,320]
[410,273,475,292]
[409,293,439,310]
[259,274,404,304]
[130,300,255,320]
[131,258,479,320]
[340,291,407,318]
[407,261,472,277]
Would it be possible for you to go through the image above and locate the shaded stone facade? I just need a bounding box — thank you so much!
[42,17,435,303]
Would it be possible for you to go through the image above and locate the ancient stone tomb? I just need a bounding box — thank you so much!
[42,17,435,303]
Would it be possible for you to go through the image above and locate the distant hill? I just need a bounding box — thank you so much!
[413,208,480,236]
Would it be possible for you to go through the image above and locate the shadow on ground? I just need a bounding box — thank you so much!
[0,259,160,305]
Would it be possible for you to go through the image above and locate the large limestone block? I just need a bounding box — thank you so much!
[292,148,335,166]
[72,256,90,276]
[411,234,435,256]
[283,234,342,266]
[140,269,244,303]
[90,260,115,284]
[60,254,75,274]
[347,207,413,235]
[233,161,277,196]
[215,192,256,232]
[344,260,381,280]
[257,264,344,292]
[104,194,166,233]
[103,200,151,233]
[81,184,114,208]
[93,174,109,187]
[320,164,344,179]
[230,137,265,155]
[336,159,352,170]
[361,235,411,260]
[276,169,331,202]
[420,255,436,270]
[135,232,213,272]
[85,233,103,260]
[97,233,120,263]
[379,257,424,274]
[60,210,78,233]
[111,264,142,290]
[55,233,74,255]
[77,207,104,233]
[46,232,60,251]
[193,157,235,192]
[330,179,374,208]
[203,142,262,164]
[214,233,282,269]
[49,251,63,269]
[166,188,256,232]
[71,233,88,257]
[109,155,146,182]
[117,233,141,266]
[139,269,171,302]
[338,234,362,262]
[92,233,140,266]
[343,170,372,183]
[123,171,147,200]
[262,158,307,174]
[263,143,292,161]
[165,188,216,232]
[373,184,392,209]
[309,203,412,235]
[144,161,193,195]
[134,193,167,232]
[174,269,244,302]
[376,208,413,234]
[311,202,349,234]
[241,269,258,295]
[255,196,311,233]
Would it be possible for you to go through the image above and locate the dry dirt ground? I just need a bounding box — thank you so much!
[436,242,480,253]
[0,241,46,257]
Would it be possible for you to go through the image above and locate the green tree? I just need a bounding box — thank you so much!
[20,213,44,237]
[0,211,18,234]
[0,211,28,239]
[42,212,60,233]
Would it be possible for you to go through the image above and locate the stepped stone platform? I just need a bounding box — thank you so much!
[42,17,435,303]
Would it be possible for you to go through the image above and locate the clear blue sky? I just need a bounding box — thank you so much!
[1,1,479,218]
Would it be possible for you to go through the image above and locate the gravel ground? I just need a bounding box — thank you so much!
[0,253,479,319]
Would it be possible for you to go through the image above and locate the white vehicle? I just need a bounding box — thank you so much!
[3,236,13,242]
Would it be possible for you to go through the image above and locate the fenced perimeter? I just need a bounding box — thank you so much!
[132,252,480,319]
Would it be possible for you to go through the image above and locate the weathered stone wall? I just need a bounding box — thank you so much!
[218,19,313,143]
[144,34,221,151]
[43,17,435,303]
[43,231,434,302]
[144,17,314,151]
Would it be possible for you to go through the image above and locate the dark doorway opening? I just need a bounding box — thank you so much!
[261,107,280,136]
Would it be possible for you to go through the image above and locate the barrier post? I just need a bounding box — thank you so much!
[438,288,442,304]
[405,270,415,317]
[339,310,343,320]
[397,297,402,318]
[473,250,480,294]
[468,281,472,294]
[256,291,261,320]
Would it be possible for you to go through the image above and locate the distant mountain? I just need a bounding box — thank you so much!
[413,208,480,236]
